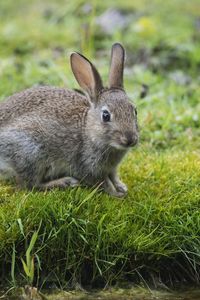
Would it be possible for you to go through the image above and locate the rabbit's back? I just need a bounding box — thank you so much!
[0,86,89,126]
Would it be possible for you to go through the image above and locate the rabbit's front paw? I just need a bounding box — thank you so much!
[103,177,127,198]
[112,190,127,198]
[114,181,128,194]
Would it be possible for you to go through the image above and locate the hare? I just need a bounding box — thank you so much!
[0,43,138,197]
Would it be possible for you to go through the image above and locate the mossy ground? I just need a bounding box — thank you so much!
[0,0,200,293]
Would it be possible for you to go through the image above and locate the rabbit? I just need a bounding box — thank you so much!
[0,43,139,197]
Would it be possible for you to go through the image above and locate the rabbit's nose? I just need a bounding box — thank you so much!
[122,131,138,147]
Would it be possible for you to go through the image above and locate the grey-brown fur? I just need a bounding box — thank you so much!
[0,43,139,197]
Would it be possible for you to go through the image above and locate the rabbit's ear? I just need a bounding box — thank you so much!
[108,43,125,89]
[70,52,103,101]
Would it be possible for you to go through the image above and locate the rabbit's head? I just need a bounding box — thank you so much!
[71,43,138,151]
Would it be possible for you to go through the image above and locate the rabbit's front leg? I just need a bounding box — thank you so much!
[38,176,79,191]
[109,171,128,195]
[103,176,126,198]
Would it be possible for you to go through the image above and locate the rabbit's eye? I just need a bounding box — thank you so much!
[102,110,111,122]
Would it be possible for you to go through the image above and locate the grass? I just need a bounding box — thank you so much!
[0,0,200,293]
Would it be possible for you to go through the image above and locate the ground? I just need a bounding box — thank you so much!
[0,0,200,294]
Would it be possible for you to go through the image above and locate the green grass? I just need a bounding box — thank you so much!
[0,149,200,289]
[0,0,200,292]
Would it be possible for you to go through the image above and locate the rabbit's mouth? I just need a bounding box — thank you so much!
[110,133,138,150]
[110,140,137,151]
[110,142,127,150]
